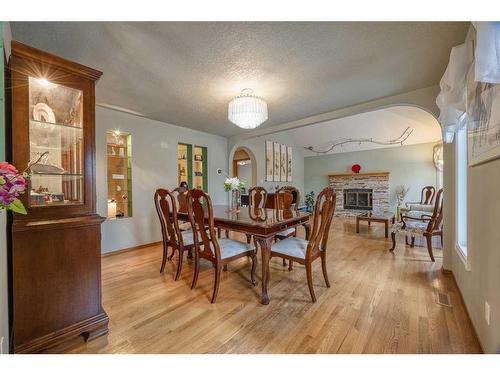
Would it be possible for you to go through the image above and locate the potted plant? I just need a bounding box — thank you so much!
[305,191,315,213]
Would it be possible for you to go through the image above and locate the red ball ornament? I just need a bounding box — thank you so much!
[351,164,361,173]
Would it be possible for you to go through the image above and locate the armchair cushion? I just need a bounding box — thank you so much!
[391,221,428,236]
[407,203,434,212]
[271,237,309,259]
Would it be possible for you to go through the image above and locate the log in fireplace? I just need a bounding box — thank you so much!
[343,188,373,210]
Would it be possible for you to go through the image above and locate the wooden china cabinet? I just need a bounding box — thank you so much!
[8,41,108,353]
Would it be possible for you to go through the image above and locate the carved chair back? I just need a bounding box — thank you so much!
[173,187,188,213]
[274,190,294,210]
[248,186,268,208]
[154,188,185,248]
[277,186,301,211]
[426,188,444,233]
[186,189,220,262]
[420,186,436,205]
[305,187,336,259]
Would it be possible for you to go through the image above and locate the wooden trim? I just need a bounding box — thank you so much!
[101,241,162,257]
[11,40,103,81]
[329,172,390,178]
[442,268,484,353]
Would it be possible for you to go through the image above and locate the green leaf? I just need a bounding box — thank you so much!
[8,199,27,215]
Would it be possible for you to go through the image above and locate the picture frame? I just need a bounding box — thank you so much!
[287,146,292,182]
[280,144,287,182]
[273,142,280,182]
[265,140,274,181]
[467,64,500,166]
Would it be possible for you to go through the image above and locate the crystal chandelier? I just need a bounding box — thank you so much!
[228,89,268,129]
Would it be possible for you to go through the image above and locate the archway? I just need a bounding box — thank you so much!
[230,146,257,189]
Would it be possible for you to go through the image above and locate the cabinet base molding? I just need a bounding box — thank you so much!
[14,312,109,354]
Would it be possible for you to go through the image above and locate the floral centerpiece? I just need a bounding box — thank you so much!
[224,177,245,210]
[0,162,28,214]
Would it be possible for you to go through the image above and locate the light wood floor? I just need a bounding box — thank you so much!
[49,219,481,354]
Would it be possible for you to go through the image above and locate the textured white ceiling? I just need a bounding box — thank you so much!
[290,106,441,156]
[11,22,468,137]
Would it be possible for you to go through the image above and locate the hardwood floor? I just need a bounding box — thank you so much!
[47,218,481,354]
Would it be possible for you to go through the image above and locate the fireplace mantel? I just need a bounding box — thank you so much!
[328,172,390,178]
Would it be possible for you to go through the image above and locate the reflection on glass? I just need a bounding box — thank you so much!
[28,77,84,206]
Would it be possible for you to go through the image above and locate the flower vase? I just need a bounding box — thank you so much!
[231,189,240,211]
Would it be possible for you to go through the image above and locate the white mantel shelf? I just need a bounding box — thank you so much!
[328,172,390,178]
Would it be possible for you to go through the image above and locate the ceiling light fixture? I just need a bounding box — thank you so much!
[228,89,268,129]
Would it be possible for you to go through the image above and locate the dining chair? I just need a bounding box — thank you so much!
[154,188,195,280]
[268,186,336,302]
[173,187,191,231]
[187,188,258,303]
[275,186,301,270]
[244,186,269,244]
[390,188,443,262]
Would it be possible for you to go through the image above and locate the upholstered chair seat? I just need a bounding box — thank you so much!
[178,222,192,231]
[276,227,296,237]
[217,238,256,259]
[271,237,309,259]
[181,230,195,246]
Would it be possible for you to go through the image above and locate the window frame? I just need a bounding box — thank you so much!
[455,126,470,270]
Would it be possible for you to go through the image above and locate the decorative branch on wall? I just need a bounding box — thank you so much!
[305,127,414,154]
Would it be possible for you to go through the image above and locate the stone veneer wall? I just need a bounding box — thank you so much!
[329,173,390,217]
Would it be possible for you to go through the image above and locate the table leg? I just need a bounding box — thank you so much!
[385,220,389,238]
[256,236,273,305]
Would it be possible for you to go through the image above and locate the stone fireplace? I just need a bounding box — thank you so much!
[329,172,389,217]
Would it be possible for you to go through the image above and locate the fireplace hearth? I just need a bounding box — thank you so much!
[343,188,373,210]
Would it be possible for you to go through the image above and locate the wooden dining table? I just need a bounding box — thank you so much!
[178,205,311,304]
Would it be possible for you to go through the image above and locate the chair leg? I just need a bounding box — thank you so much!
[321,252,330,288]
[211,264,222,304]
[225,230,229,238]
[390,232,396,251]
[174,248,184,281]
[223,264,228,271]
[160,243,168,273]
[282,258,287,267]
[246,234,252,244]
[306,262,316,303]
[410,236,415,248]
[191,252,200,289]
[187,248,193,259]
[425,235,435,262]
[288,260,293,271]
[250,251,258,286]
[217,227,221,238]
[440,232,443,247]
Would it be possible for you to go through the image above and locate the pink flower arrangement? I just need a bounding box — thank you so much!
[0,161,27,214]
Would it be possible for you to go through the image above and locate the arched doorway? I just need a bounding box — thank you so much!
[231,146,257,189]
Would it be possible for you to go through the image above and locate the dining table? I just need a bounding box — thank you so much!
[178,205,311,304]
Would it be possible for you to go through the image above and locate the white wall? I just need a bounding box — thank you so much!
[304,142,438,210]
[96,107,228,253]
[230,133,305,203]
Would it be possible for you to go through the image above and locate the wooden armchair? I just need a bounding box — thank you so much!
[390,188,443,262]
[187,189,258,303]
[154,189,195,280]
[269,187,336,302]
[405,186,436,211]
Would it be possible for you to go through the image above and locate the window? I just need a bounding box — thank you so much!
[107,130,132,218]
[455,127,467,256]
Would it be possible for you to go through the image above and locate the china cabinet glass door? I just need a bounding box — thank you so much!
[28,77,84,206]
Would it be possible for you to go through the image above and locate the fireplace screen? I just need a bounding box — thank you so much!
[344,188,373,210]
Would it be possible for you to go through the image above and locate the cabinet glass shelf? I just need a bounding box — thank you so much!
[28,76,84,206]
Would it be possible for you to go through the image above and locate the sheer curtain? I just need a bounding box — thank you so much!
[436,22,500,143]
